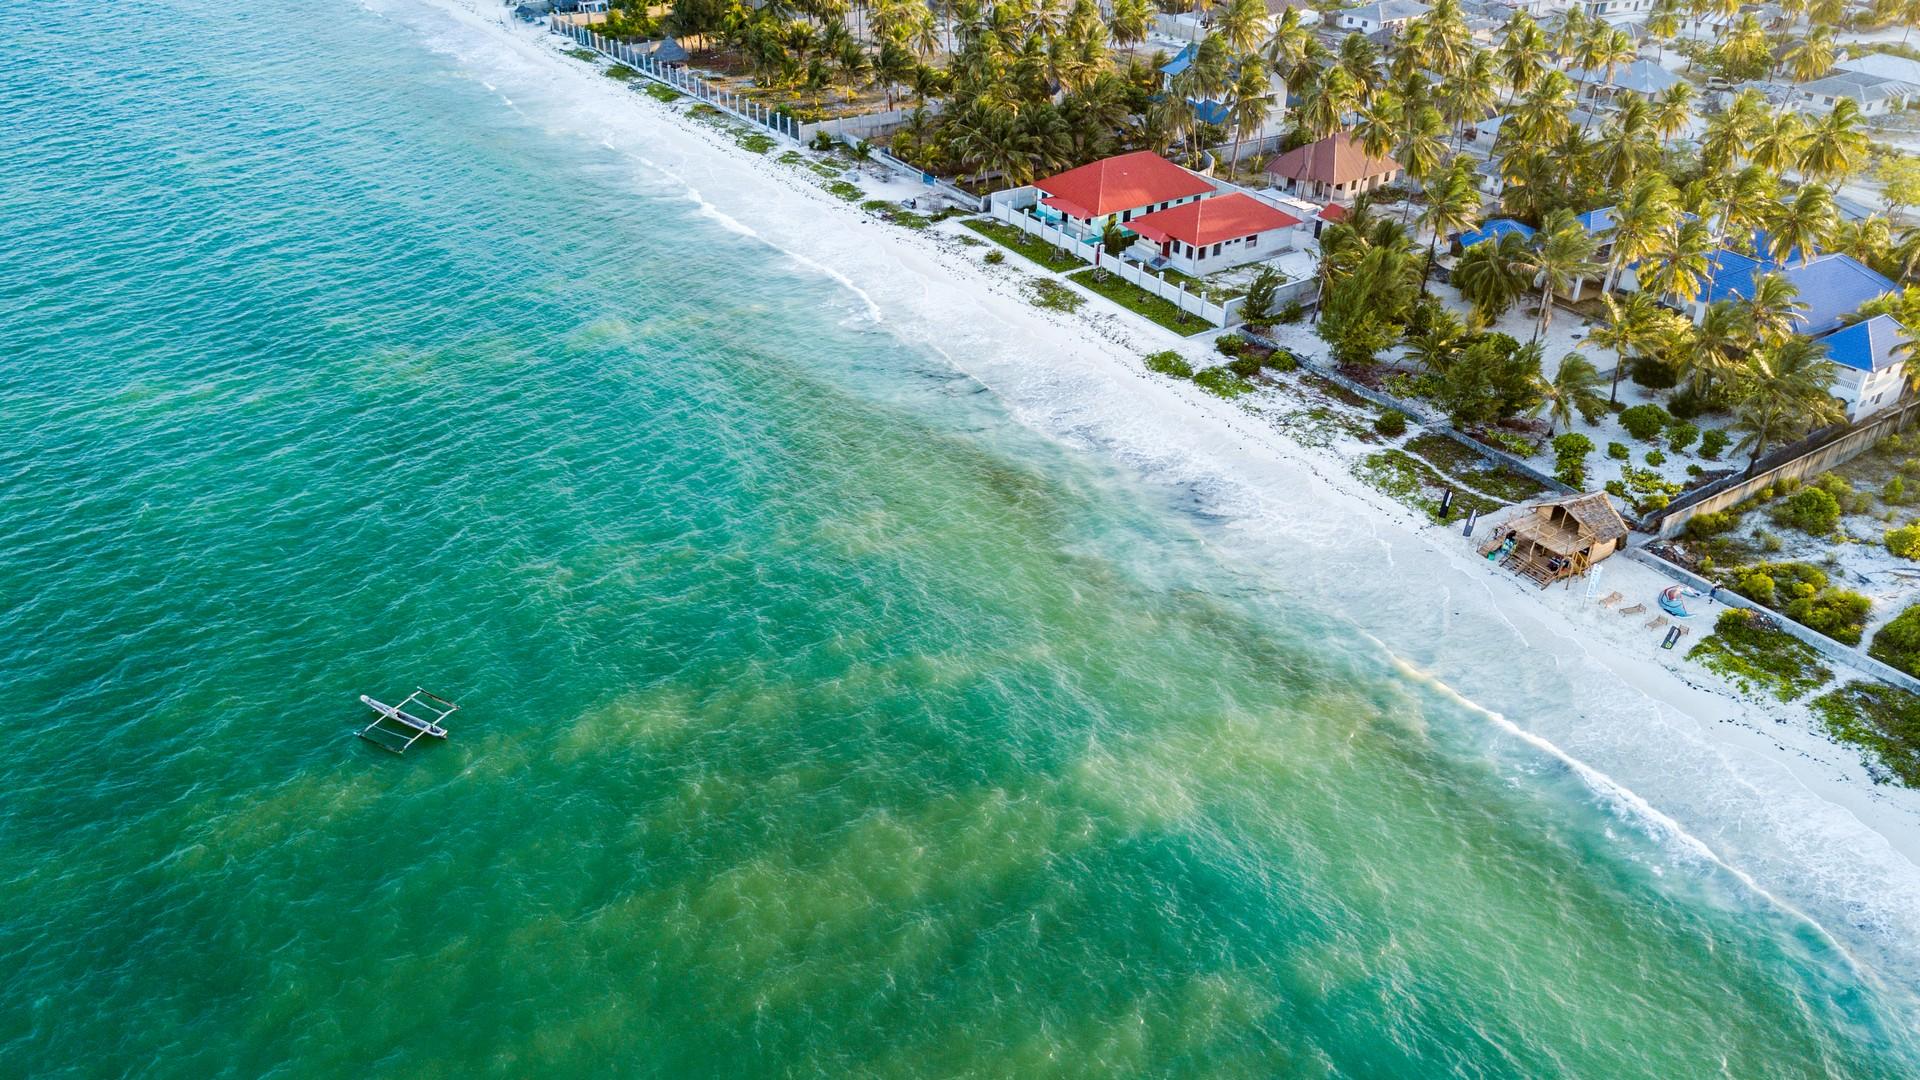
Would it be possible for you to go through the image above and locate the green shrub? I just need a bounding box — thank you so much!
[1144,350,1193,379]
[1667,422,1699,453]
[1773,487,1841,534]
[1785,589,1871,645]
[1736,570,1778,607]
[1225,356,1262,378]
[1277,300,1307,324]
[1688,608,1832,701]
[1193,366,1256,398]
[1629,356,1680,389]
[1374,410,1408,437]
[1890,524,1920,559]
[1607,441,1630,461]
[1699,428,1730,459]
[1264,348,1300,372]
[1606,479,1629,499]
[1873,603,1920,678]
[1552,432,1594,487]
[1619,403,1672,440]
[983,250,1005,264]
[1809,682,1920,787]
[1684,511,1742,539]
[1687,463,1704,476]
[1215,334,1249,358]
[1887,476,1907,504]
[1645,449,1667,467]
[603,64,639,81]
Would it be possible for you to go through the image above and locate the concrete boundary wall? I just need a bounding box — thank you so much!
[1648,400,1920,539]
[1623,548,1920,695]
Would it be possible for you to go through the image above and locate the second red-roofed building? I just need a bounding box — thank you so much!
[1126,193,1306,275]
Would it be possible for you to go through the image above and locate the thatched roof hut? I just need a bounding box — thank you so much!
[1480,492,1629,586]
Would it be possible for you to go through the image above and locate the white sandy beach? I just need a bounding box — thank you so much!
[384,0,1920,989]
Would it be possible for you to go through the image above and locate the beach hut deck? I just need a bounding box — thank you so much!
[1480,492,1629,588]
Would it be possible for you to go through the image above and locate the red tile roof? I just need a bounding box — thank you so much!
[1317,203,1347,222]
[1128,193,1302,247]
[1033,151,1216,218]
[1265,133,1400,184]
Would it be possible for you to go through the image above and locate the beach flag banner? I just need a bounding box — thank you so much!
[1584,563,1604,600]
[1462,509,1478,537]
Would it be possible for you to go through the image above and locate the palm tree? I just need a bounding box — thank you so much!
[1646,0,1683,61]
[1453,232,1531,321]
[1597,99,1660,190]
[1108,0,1151,49]
[1741,272,1806,346]
[1639,218,1716,309]
[1682,301,1746,402]
[1418,160,1482,292]
[1801,99,1870,186]
[1261,8,1318,97]
[1730,337,1844,471]
[1602,174,1677,296]
[1767,184,1837,267]
[1438,51,1499,152]
[1226,64,1272,171]
[1587,290,1663,402]
[1536,351,1607,433]
[1394,104,1449,221]
[1748,112,1809,177]
[1495,13,1551,112]
[1783,26,1836,83]
[1648,81,1696,142]
[1520,211,1601,341]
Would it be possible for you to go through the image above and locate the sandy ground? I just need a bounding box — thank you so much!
[402,0,1920,986]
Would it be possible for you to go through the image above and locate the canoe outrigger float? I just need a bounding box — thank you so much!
[356,688,459,754]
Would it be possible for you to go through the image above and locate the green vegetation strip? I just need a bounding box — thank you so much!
[1026,278,1084,313]
[1354,449,1500,523]
[1810,681,1920,787]
[1400,433,1546,505]
[1687,609,1832,702]
[642,82,682,103]
[824,180,863,202]
[604,64,639,81]
[960,219,1084,273]
[1065,269,1209,335]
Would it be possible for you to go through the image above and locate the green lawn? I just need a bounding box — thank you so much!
[960,219,1085,273]
[1065,268,1210,335]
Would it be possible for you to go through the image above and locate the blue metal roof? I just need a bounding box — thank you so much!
[1458,218,1534,248]
[1708,252,1895,336]
[1160,44,1195,78]
[1575,206,1615,235]
[1820,314,1909,372]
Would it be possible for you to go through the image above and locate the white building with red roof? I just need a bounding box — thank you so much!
[1126,193,1306,275]
[1031,151,1217,236]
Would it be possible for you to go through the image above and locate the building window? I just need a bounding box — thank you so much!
[1212,243,1222,257]
[1248,234,1259,248]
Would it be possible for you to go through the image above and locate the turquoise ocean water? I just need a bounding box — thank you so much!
[3,1,1918,1075]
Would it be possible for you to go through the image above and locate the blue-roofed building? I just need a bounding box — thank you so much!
[1820,315,1910,420]
[1160,44,1195,79]
[1455,218,1533,250]
[1696,252,1895,336]
[1574,206,1615,237]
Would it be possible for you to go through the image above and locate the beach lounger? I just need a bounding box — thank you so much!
[1597,591,1623,608]
[1645,614,1669,631]
[1619,603,1645,616]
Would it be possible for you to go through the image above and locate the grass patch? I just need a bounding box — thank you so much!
[825,180,863,202]
[777,150,807,166]
[1401,433,1546,504]
[604,64,639,81]
[565,48,599,61]
[1193,366,1257,398]
[1161,267,1246,303]
[1354,449,1500,523]
[955,235,986,247]
[861,199,894,212]
[642,82,683,103]
[1301,372,1371,408]
[808,160,846,179]
[1810,681,1920,786]
[1144,350,1193,378]
[1066,268,1208,335]
[961,219,1084,273]
[1026,278,1084,313]
[735,132,775,154]
[1687,608,1832,702]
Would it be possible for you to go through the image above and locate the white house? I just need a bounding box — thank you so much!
[1127,193,1307,275]
[1820,315,1910,421]
[1794,70,1919,116]
[1582,0,1654,22]
[1335,0,1429,35]
[1030,150,1218,238]
[1835,52,1920,86]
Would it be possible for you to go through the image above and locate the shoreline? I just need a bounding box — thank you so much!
[403,0,1920,987]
